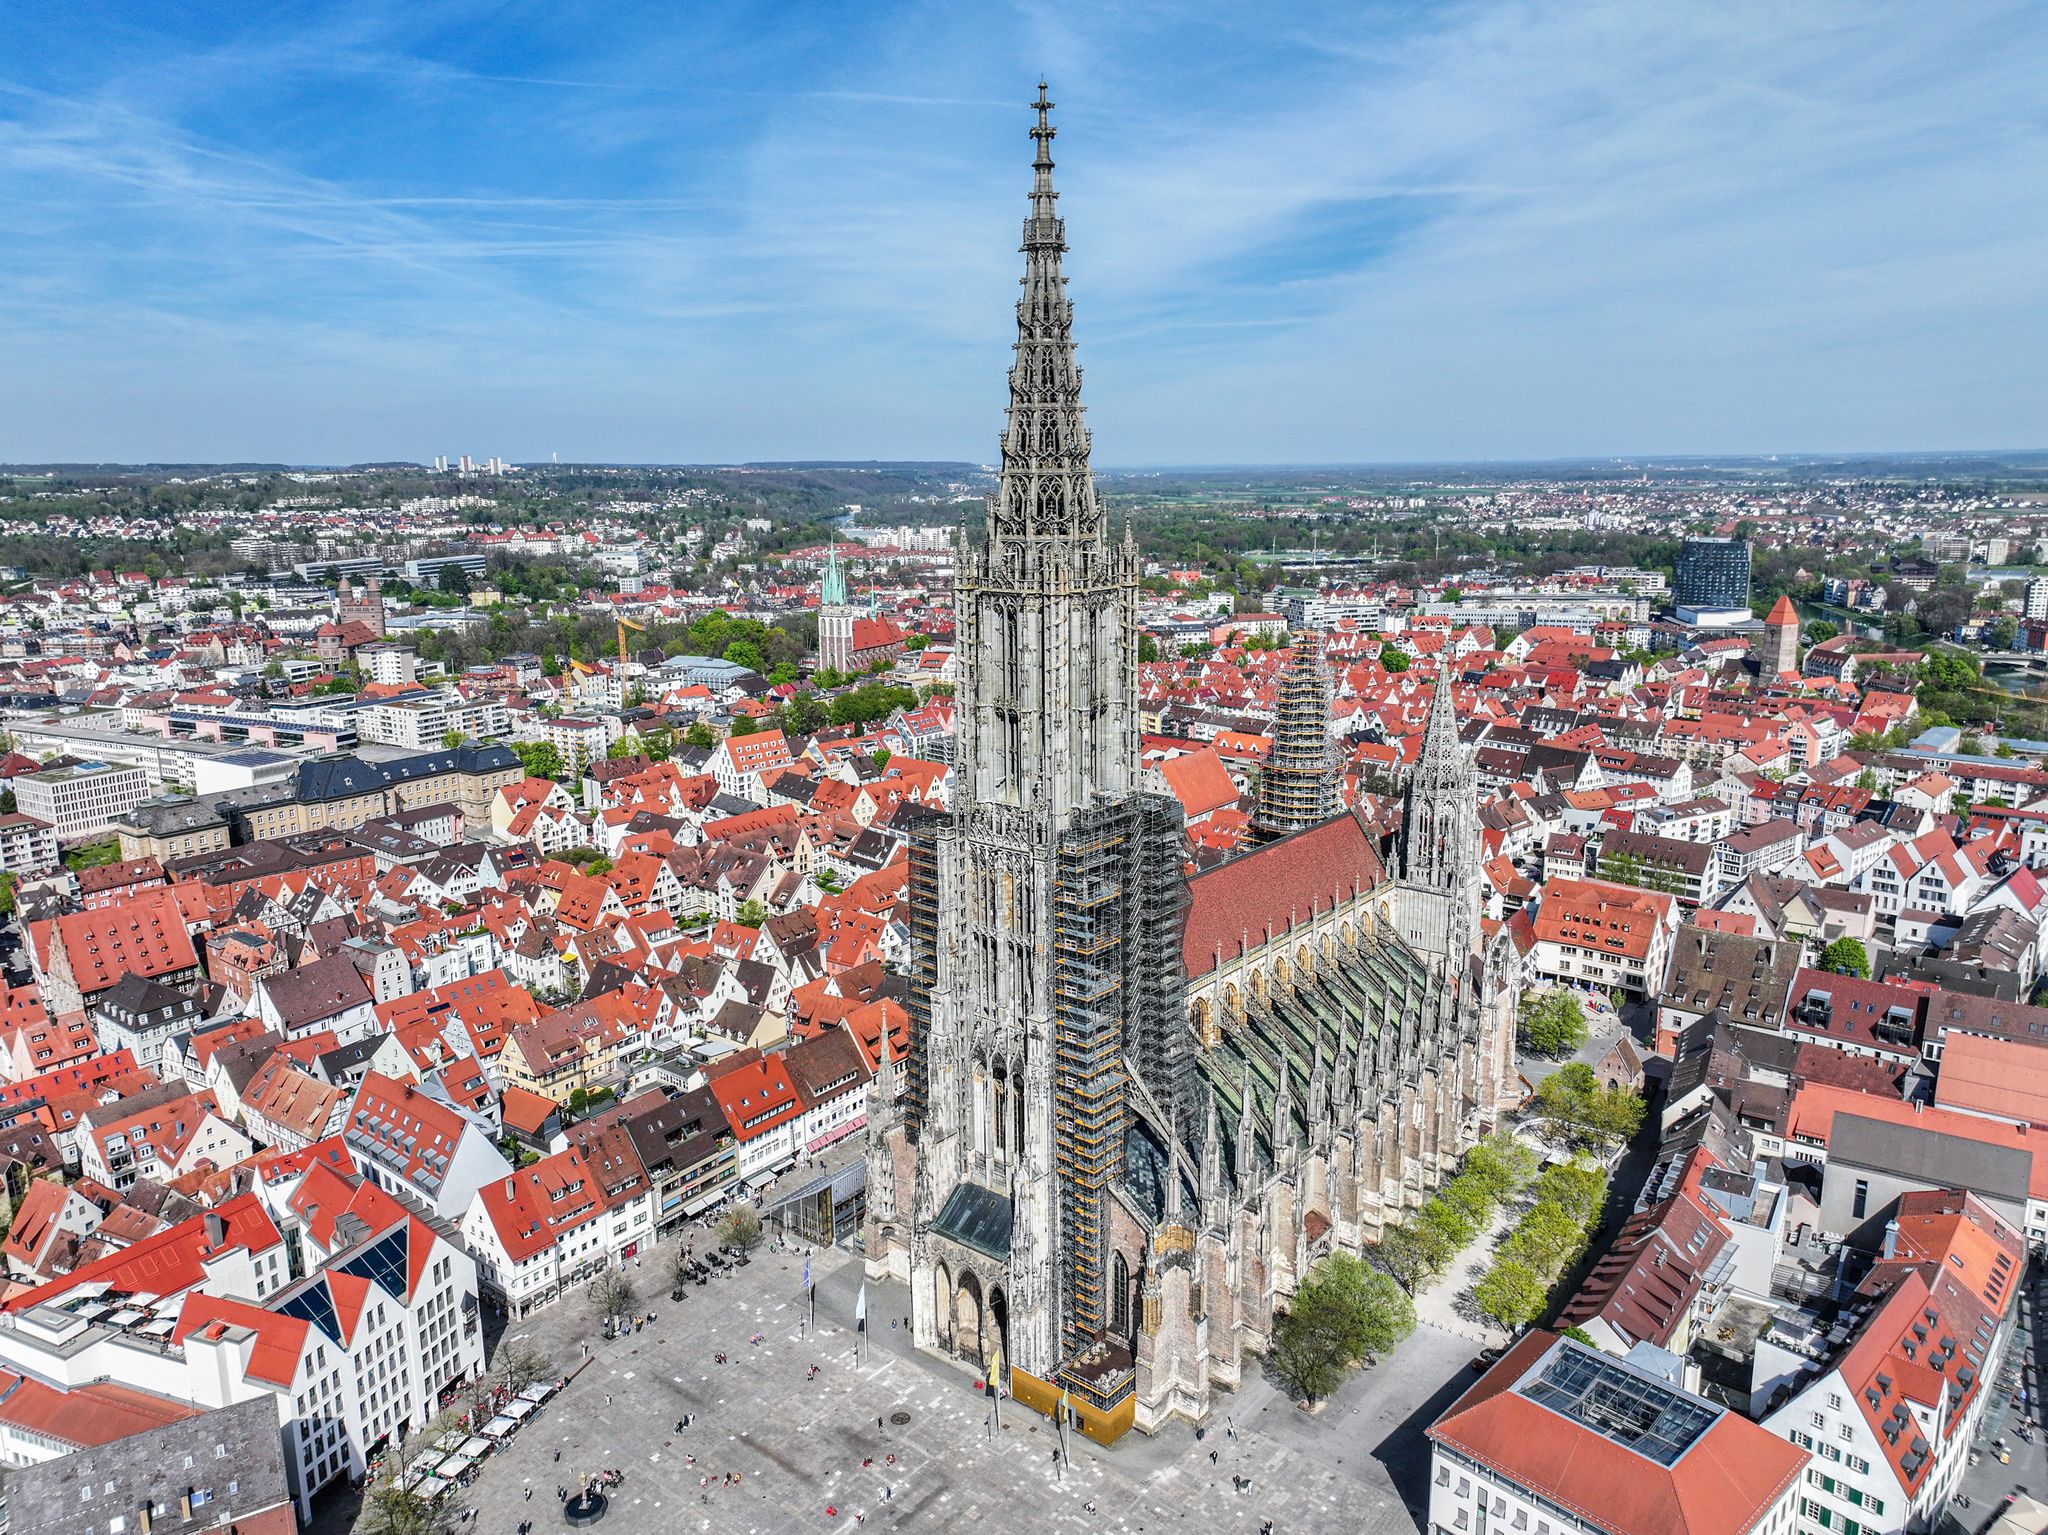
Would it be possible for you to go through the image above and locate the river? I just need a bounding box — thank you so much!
[1792,599,2048,697]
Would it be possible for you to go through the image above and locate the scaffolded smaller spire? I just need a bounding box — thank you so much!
[1251,630,1335,842]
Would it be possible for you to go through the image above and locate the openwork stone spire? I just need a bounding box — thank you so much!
[989,82,1100,543]
[1252,630,1335,841]
[1400,672,1480,892]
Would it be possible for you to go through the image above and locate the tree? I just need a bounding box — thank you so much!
[732,898,767,928]
[1472,1258,1547,1333]
[360,1478,450,1535]
[723,638,764,672]
[715,1204,763,1255]
[511,740,563,782]
[1532,1064,1644,1149]
[1460,1131,1539,1206]
[1518,990,1588,1057]
[437,561,472,595]
[1267,1302,1350,1406]
[1532,1159,1609,1226]
[1438,1174,1495,1235]
[1921,647,1981,693]
[1379,643,1411,673]
[1501,1200,1588,1275]
[491,1339,554,1396]
[588,1269,637,1332]
[1137,633,1160,663]
[1418,1195,1478,1252]
[442,729,466,750]
[683,721,715,749]
[1819,936,1870,978]
[728,715,760,737]
[1804,621,1838,643]
[0,871,15,918]
[1375,1219,1456,1293]
[1309,1253,1416,1359]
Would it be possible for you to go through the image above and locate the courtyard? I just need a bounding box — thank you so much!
[353,1231,1489,1535]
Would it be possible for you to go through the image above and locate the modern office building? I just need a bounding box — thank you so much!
[12,761,151,842]
[1675,536,1753,625]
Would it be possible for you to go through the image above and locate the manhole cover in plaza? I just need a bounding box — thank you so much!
[890,1412,912,1426]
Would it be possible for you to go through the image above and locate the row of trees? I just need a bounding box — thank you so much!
[1470,1159,1609,1333]
[1529,1065,1645,1151]
[1374,1131,1539,1294]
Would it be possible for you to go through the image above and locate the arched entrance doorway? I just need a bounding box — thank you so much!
[956,1271,985,1367]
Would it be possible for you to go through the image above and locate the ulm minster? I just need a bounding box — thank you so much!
[861,86,1519,1438]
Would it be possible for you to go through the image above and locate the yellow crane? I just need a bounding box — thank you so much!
[617,617,646,704]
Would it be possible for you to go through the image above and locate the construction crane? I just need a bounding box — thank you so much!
[617,617,646,706]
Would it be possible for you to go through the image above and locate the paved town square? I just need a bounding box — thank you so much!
[431,1235,1474,1535]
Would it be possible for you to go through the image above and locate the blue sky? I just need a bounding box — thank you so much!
[2,1,2043,465]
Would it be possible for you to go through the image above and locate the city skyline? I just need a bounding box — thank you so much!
[4,1,2045,465]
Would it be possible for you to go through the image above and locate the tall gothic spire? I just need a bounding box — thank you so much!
[1252,630,1335,842]
[988,82,1100,544]
[821,536,847,608]
[1413,672,1467,793]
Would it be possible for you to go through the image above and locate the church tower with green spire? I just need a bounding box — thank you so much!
[818,536,854,672]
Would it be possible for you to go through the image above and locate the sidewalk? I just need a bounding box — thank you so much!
[1412,1201,1511,1349]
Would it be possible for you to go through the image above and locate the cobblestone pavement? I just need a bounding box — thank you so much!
[402,1232,1482,1535]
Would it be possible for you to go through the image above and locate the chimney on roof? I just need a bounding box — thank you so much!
[204,1211,225,1247]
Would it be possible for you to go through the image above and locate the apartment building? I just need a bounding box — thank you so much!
[0,812,59,878]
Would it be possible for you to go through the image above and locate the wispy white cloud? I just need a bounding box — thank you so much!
[0,0,2042,461]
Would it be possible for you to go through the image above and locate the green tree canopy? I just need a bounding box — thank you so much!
[1375,1218,1457,1293]
[510,740,563,782]
[1518,990,1588,1057]
[1267,1253,1416,1404]
[1472,1257,1547,1333]
[1533,1064,1645,1149]
[1819,936,1871,978]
